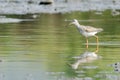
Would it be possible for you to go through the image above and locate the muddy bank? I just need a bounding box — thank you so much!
[0,0,120,15]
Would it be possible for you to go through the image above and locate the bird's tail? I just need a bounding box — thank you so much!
[97,28,103,32]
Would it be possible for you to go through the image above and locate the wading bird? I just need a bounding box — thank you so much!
[69,19,103,51]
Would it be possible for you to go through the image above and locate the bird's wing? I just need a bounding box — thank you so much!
[83,26,98,32]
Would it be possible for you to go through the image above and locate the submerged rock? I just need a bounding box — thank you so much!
[109,62,120,72]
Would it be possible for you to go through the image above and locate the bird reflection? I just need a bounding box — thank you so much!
[71,50,101,69]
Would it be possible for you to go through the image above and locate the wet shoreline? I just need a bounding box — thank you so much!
[0,0,120,15]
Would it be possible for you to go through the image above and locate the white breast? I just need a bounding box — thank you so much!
[81,31,97,37]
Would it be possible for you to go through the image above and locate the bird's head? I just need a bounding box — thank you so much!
[69,19,79,25]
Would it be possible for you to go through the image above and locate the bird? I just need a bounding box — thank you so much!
[69,19,103,51]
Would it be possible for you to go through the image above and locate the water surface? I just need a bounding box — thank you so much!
[0,12,120,80]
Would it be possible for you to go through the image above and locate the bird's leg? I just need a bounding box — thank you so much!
[94,35,99,52]
[86,38,88,49]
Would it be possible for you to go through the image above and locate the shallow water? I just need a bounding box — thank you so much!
[0,12,120,80]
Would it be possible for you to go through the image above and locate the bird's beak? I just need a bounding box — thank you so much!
[67,22,74,26]
[69,23,73,25]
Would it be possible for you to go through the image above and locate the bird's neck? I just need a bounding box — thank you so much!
[74,22,84,33]
[74,22,83,29]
